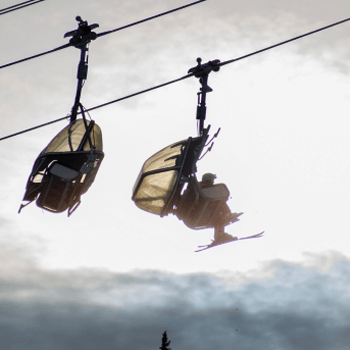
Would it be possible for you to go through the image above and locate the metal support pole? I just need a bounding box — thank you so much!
[71,45,89,122]
[188,58,220,136]
[63,16,99,123]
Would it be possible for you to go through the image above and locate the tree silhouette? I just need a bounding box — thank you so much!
[159,331,171,350]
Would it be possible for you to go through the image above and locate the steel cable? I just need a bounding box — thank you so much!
[1,15,349,141]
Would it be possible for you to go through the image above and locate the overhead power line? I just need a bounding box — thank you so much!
[0,44,72,70]
[96,0,206,38]
[0,0,206,70]
[84,74,193,113]
[0,74,194,141]
[0,0,45,16]
[0,116,69,141]
[219,16,350,67]
[1,16,349,142]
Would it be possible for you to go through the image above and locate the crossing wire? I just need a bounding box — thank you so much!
[1,16,349,141]
[0,0,206,70]
[0,0,45,15]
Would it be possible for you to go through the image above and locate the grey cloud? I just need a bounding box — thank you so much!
[0,249,349,349]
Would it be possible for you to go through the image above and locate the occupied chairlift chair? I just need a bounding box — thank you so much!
[132,126,241,234]
[132,58,246,249]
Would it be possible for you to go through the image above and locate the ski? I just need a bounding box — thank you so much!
[195,231,264,252]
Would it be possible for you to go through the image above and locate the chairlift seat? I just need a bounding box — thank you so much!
[49,163,80,180]
[176,182,230,229]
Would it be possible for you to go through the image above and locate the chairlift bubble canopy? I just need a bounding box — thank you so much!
[19,118,104,216]
[132,132,208,217]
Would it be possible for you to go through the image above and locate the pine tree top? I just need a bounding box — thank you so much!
[159,331,171,350]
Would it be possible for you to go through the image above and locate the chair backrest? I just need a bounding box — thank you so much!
[175,181,230,229]
[36,163,80,213]
[132,139,191,216]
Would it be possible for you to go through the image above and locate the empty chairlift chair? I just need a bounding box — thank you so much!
[19,118,104,216]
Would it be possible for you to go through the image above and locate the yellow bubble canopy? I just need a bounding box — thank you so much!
[19,119,104,216]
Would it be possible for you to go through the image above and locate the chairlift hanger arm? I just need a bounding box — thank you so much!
[188,58,220,135]
[66,17,99,122]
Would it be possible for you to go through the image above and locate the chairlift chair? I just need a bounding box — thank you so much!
[132,126,236,229]
[132,57,261,250]
[19,18,105,216]
[19,118,104,216]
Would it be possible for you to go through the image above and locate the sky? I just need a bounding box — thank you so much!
[1,0,350,349]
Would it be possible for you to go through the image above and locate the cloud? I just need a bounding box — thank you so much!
[1,2,350,348]
[0,245,349,350]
